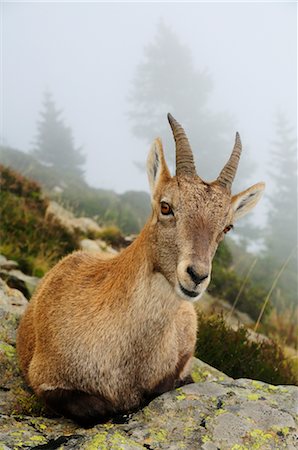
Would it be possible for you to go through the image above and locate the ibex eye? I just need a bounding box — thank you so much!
[223,224,233,234]
[160,202,172,216]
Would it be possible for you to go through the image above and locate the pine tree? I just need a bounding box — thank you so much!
[257,112,298,307]
[266,112,297,263]
[32,92,85,179]
[128,22,252,186]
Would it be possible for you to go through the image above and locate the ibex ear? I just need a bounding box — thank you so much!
[147,138,171,197]
[232,182,265,221]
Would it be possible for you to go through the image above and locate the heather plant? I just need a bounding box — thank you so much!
[195,313,297,385]
[210,242,269,321]
[0,165,78,277]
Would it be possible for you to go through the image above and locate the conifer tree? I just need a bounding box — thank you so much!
[32,92,85,179]
[254,112,298,307]
[128,22,252,186]
[265,112,297,264]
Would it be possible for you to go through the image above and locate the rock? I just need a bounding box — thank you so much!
[80,239,118,256]
[79,238,102,253]
[0,255,19,271]
[0,289,297,449]
[0,270,40,299]
[72,217,102,236]
[0,278,28,317]
[45,201,102,236]
[0,254,40,300]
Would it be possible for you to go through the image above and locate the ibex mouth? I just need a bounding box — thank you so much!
[178,282,200,299]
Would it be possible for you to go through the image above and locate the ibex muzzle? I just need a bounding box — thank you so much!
[17,114,265,427]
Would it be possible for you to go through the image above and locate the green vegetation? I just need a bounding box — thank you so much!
[195,313,297,385]
[0,165,78,276]
[210,242,269,321]
[0,146,150,234]
[97,226,126,248]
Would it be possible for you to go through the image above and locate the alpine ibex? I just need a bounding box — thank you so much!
[17,114,265,426]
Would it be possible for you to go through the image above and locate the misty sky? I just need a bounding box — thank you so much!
[1,2,297,200]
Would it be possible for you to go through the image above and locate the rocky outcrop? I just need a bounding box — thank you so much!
[0,279,297,450]
[0,255,39,300]
[45,201,102,236]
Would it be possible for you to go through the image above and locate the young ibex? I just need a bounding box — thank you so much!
[17,114,265,426]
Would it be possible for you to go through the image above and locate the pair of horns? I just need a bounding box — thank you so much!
[167,113,242,190]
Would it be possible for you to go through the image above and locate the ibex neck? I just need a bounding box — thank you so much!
[116,220,180,323]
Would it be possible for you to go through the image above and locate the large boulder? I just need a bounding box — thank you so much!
[0,282,297,450]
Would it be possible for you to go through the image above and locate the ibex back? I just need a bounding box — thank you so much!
[17,114,265,426]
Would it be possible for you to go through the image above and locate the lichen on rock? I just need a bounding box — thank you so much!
[0,287,297,449]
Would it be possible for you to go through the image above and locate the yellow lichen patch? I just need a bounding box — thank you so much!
[0,342,16,359]
[267,384,279,391]
[85,432,108,450]
[28,435,47,444]
[29,418,47,431]
[147,428,168,443]
[250,380,288,395]
[247,393,261,401]
[103,422,114,430]
[231,444,249,450]
[214,408,227,416]
[109,431,144,449]
[176,388,186,401]
[244,428,275,449]
[271,425,290,436]
[251,381,263,390]
[191,366,209,383]
[202,434,211,443]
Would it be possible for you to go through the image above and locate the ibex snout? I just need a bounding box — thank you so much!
[176,259,211,301]
[187,266,209,285]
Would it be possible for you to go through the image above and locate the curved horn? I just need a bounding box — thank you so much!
[167,113,197,177]
[217,132,242,190]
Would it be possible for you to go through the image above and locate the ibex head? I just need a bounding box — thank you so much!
[147,114,265,302]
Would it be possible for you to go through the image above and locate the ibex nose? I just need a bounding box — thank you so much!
[187,266,209,285]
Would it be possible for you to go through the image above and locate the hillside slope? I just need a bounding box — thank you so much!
[0,146,151,234]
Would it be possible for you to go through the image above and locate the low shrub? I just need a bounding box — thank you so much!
[195,313,297,385]
[210,242,269,321]
[97,225,126,249]
[0,165,78,277]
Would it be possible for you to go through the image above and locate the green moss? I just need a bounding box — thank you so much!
[12,388,45,416]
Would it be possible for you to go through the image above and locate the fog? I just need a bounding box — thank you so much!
[2,1,296,199]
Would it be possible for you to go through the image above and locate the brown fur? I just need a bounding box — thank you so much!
[16,128,265,426]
